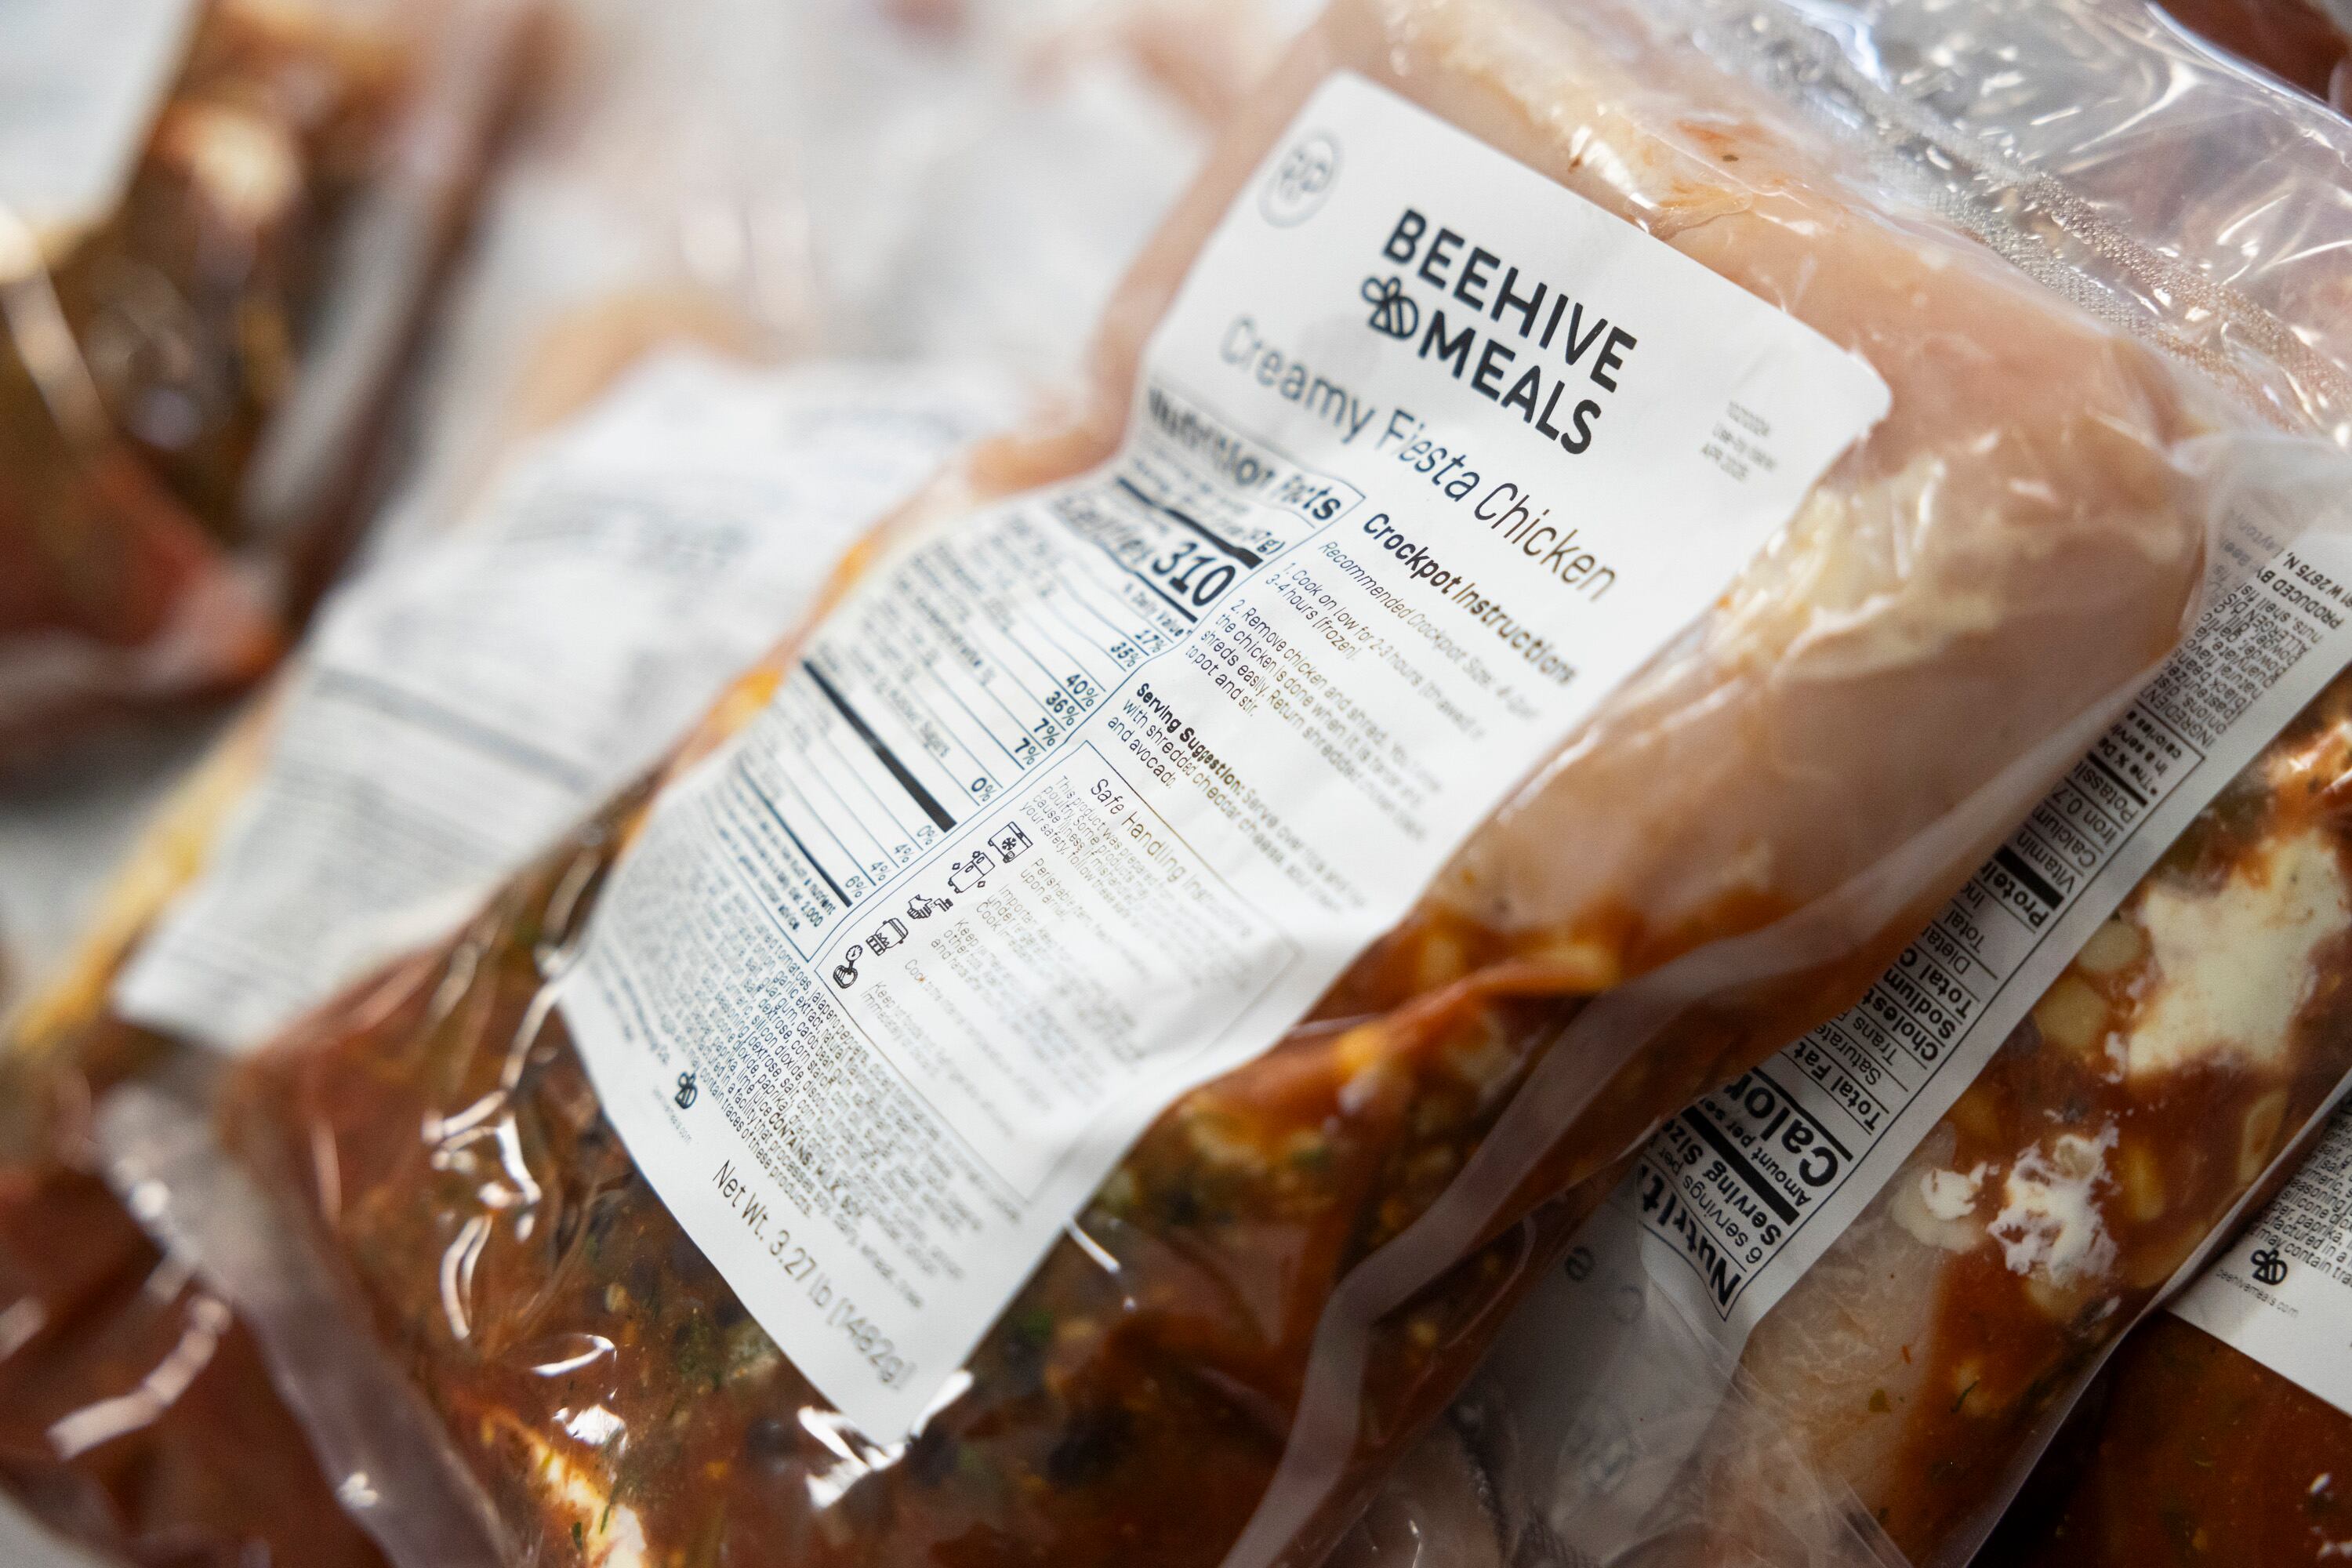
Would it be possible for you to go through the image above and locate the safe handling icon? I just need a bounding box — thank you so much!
[988,822,1033,864]
[947,849,996,895]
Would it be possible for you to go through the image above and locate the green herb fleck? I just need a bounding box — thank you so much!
[1011,1305,1054,1350]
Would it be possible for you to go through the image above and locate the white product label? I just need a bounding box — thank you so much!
[113,352,1004,1053]
[2173,1104,2352,1417]
[558,71,1889,1438]
[0,0,198,249]
[1501,520,2352,1535]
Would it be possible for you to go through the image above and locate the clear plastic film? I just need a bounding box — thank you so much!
[0,0,535,774]
[0,2,1276,1565]
[2148,0,2352,109]
[1350,601,2352,1564]
[1334,2,2352,1563]
[1976,1110,2352,1566]
[115,0,2352,1564]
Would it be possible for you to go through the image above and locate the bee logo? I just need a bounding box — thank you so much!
[2252,1245,2290,1287]
[1361,274,1418,339]
[674,1072,699,1110]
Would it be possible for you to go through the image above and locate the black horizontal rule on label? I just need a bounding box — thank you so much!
[1990,844,2063,914]
[1113,477,1265,567]
[2078,746,2150,811]
[802,661,960,835]
[733,761,854,913]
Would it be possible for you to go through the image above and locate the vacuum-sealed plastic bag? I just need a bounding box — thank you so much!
[0,0,534,771]
[1345,544,2352,1566]
[0,357,1007,1568]
[166,0,2352,1560]
[0,347,1013,1566]
[0,3,1262,1563]
[0,1151,398,1568]
[2158,0,2352,108]
[1335,3,2352,1563]
[1986,1098,2352,1566]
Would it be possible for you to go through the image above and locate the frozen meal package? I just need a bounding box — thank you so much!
[107,0,2352,1559]
[2158,0,2352,107]
[0,354,1012,1568]
[0,2,1269,1563]
[1982,1098,2352,1567]
[0,0,536,771]
[1334,3,2352,1566]
[0,349,1010,1568]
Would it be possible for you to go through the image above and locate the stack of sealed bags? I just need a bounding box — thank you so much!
[0,0,1287,1560]
[9,0,2352,1566]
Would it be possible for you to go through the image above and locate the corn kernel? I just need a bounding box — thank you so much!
[2073,918,2145,976]
[2240,1090,2290,1185]
[2117,1139,2165,1223]
[2032,976,2108,1056]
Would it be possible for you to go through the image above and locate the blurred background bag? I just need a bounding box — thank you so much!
[0,1,1279,1563]
[0,0,535,775]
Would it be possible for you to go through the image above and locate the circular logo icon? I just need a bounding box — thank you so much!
[1261,131,1341,227]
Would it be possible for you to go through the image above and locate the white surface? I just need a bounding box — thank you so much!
[561,71,1886,1436]
[0,0,198,252]
[0,1493,111,1568]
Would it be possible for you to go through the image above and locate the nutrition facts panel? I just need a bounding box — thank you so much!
[1626,547,2352,1329]
[708,383,1352,961]
[562,69,1901,1438]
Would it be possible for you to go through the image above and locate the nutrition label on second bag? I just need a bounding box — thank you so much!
[1598,524,2352,1339]
[114,354,1006,1053]
[1461,508,2352,1551]
[2175,1103,2352,1415]
[561,71,1890,1436]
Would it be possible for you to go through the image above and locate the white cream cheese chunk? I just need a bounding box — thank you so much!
[1989,1129,2117,1286]
[2128,829,2350,1080]
[1892,1161,1989,1254]
[1921,1164,1987,1221]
